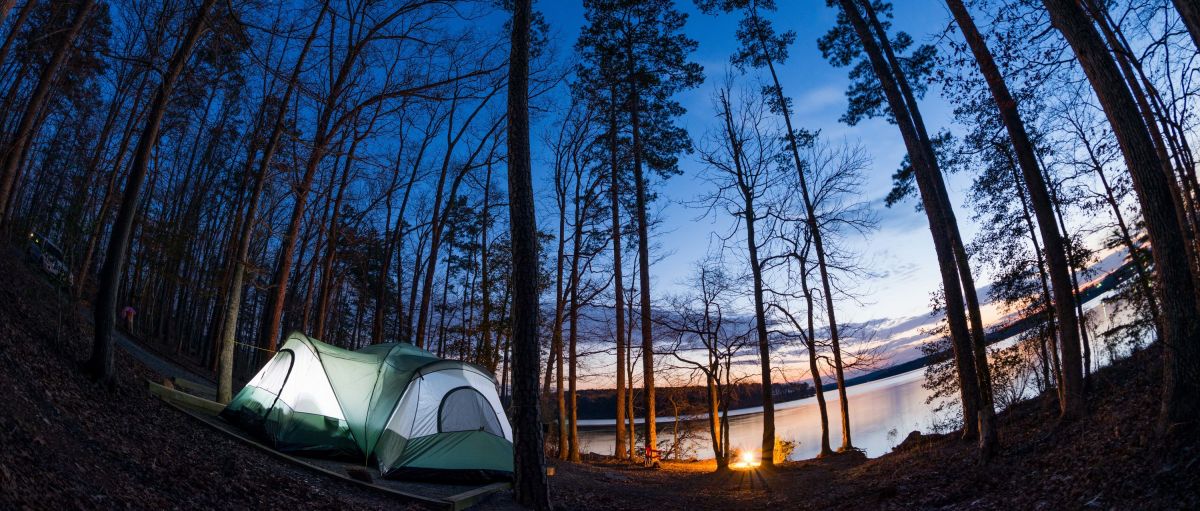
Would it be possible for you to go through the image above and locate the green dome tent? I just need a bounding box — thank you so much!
[221,332,513,481]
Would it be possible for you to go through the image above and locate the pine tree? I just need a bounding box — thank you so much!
[945,0,1084,420]
[576,0,702,465]
[507,0,551,506]
[821,0,997,455]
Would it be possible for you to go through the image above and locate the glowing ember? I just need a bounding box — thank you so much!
[731,450,761,470]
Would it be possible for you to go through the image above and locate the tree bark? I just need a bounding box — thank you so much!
[714,88,777,464]
[798,264,834,457]
[261,126,332,351]
[547,157,569,459]
[1079,132,1163,338]
[609,86,628,461]
[1043,0,1200,437]
[414,93,503,349]
[315,136,362,339]
[1171,0,1200,52]
[751,15,850,453]
[1004,146,1063,392]
[75,71,153,299]
[89,0,215,382]
[626,285,636,459]
[476,162,495,365]
[0,0,95,229]
[837,0,983,444]
[507,0,550,506]
[1086,0,1199,255]
[0,0,34,73]
[217,0,327,402]
[707,372,723,468]
[567,179,584,461]
[863,0,999,451]
[947,0,1082,423]
[630,79,657,465]
[0,0,13,27]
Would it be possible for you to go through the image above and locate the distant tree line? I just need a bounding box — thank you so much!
[571,381,814,421]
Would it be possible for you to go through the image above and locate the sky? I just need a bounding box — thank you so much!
[532,0,977,327]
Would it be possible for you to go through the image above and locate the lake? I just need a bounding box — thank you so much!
[578,361,943,460]
[577,291,1136,461]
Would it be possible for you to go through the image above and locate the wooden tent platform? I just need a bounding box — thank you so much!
[148,379,509,511]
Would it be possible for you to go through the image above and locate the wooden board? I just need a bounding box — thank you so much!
[170,377,216,400]
[147,380,224,416]
[147,384,509,510]
[445,482,511,511]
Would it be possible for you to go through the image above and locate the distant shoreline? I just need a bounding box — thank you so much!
[574,261,1126,426]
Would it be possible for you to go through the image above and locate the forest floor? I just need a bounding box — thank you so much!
[490,339,1200,509]
[0,249,419,510]
[2,247,1198,510]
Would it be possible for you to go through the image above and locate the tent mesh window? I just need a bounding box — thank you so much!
[438,387,503,436]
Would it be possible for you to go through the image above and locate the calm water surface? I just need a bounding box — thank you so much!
[577,294,1132,461]
[578,364,942,460]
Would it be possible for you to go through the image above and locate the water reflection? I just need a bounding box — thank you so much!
[578,294,1136,461]
[579,366,940,460]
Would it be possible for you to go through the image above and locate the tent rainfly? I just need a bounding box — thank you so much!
[221,332,513,481]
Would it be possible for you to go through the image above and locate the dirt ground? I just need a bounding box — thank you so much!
[484,330,1199,509]
[2,247,1197,510]
[480,340,1198,511]
[0,250,420,510]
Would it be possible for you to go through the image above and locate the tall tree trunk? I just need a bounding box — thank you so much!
[1171,0,1200,52]
[507,0,550,506]
[88,0,215,382]
[0,0,35,73]
[1087,0,1199,250]
[254,0,469,353]
[859,0,999,451]
[372,154,406,346]
[0,0,13,27]
[260,140,331,351]
[414,95,503,349]
[864,0,1000,451]
[555,300,567,459]
[1045,169,1092,379]
[714,90,777,463]
[947,0,1082,423]
[751,19,848,453]
[629,68,657,467]
[547,166,569,459]
[477,162,494,366]
[75,72,153,299]
[63,68,131,266]
[315,141,359,339]
[707,372,723,469]
[382,137,426,345]
[626,283,636,460]
[608,87,628,460]
[837,0,983,445]
[1042,0,1200,437]
[566,168,585,462]
[405,229,428,341]
[799,267,834,457]
[0,0,95,229]
[217,0,327,402]
[567,243,581,462]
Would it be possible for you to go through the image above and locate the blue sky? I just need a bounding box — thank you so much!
[532,0,979,325]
